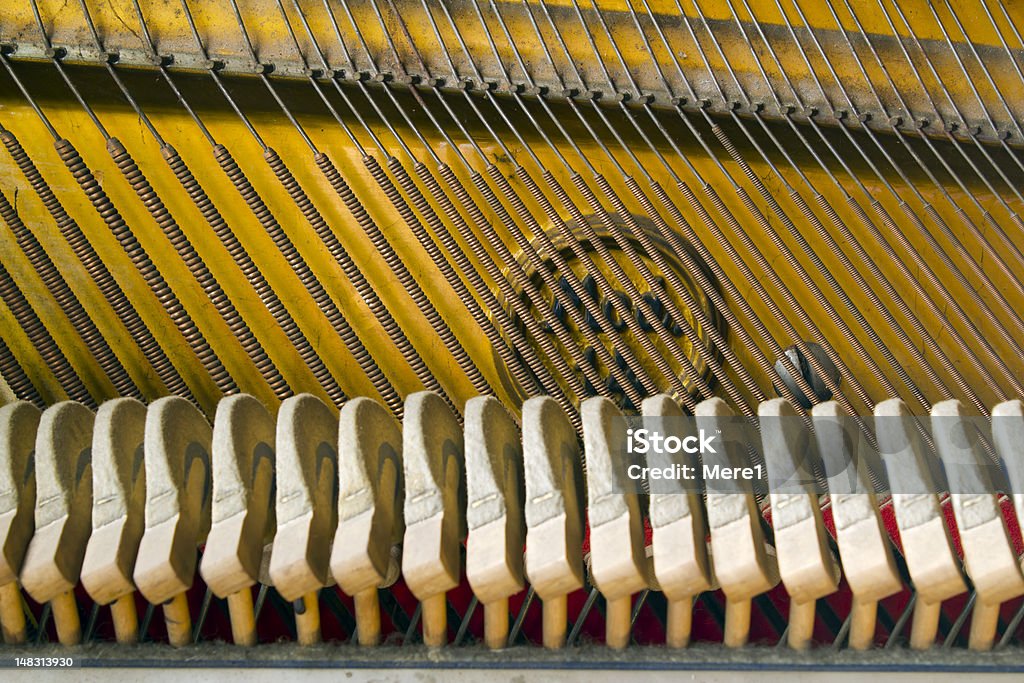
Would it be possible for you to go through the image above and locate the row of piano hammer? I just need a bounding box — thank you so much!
[0,391,1023,652]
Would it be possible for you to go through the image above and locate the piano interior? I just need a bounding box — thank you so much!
[0,0,1023,677]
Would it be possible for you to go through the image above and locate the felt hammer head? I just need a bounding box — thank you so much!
[81,398,147,605]
[132,397,212,605]
[465,396,525,605]
[0,401,40,586]
[331,397,403,596]
[21,401,94,604]
[401,391,464,601]
[581,396,648,601]
[201,394,276,599]
[642,394,711,600]
[269,394,337,602]
[522,396,583,600]
[695,398,778,601]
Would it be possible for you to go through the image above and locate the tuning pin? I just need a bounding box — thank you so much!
[464,396,524,650]
[401,392,464,648]
[931,400,1024,651]
[20,401,94,645]
[0,402,40,644]
[581,397,647,649]
[811,401,900,650]
[759,399,838,649]
[81,398,147,644]
[641,395,711,648]
[269,394,338,646]
[331,397,404,647]
[522,397,584,649]
[199,395,276,646]
[875,398,965,649]
[696,398,778,648]
[132,397,212,647]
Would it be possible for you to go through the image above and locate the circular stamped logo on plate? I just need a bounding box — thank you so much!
[492,213,725,411]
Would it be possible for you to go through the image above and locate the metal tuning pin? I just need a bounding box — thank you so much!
[20,401,94,645]
[696,397,778,648]
[269,394,338,646]
[331,397,404,647]
[931,400,1024,651]
[759,398,838,650]
[582,397,648,650]
[522,396,584,650]
[464,396,525,651]
[81,398,147,644]
[199,395,276,647]
[0,402,40,644]
[133,398,212,647]
[642,395,711,648]
[401,392,465,648]
[875,398,965,649]
[811,401,900,650]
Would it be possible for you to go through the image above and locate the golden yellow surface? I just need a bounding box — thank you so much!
[0,0,1021,418]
